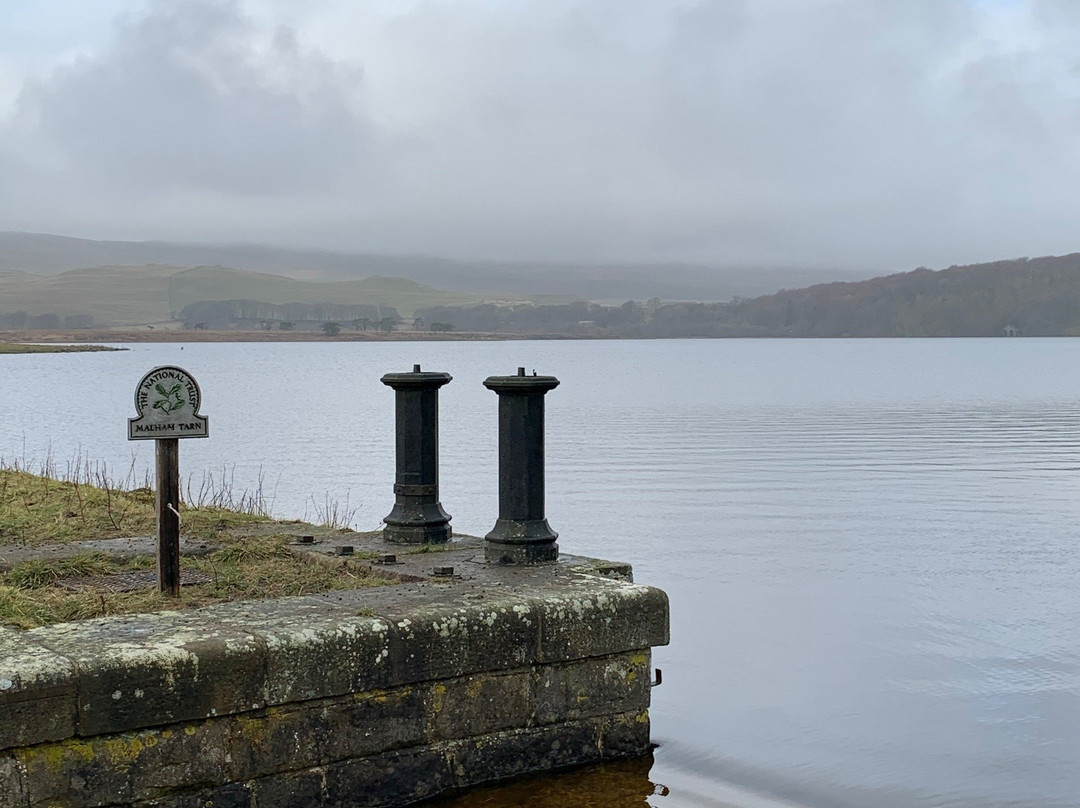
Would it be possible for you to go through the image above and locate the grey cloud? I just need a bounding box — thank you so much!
[8,1,369,197]
[3,0,1080,270]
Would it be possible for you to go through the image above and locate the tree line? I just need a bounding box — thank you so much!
[416,254,1080,338]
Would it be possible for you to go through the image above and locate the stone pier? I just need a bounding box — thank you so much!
[0,533,668,808]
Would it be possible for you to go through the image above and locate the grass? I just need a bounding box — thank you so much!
[0,540,387,629]
[0,460,267,546]
[0,263,523,326]
[0,343,123,354]
[0,462,390,629]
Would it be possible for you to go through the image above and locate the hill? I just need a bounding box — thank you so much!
[0,264,520,328]
[0,232,870,302]
[415,253,1080,337]
[697,253,1080,337]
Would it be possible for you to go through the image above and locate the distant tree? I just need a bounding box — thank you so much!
[412,316,424,331]
[352,317,371,332]
[429,322,454,333]
[29,313,61,329]
[322,321,342,337]
[194,322,208,331]
[378,317,397,333]
[279,321,295,331]
[258,320,273,331]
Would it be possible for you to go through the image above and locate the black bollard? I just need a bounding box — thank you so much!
[483,367,560,564]
[381,364,453,544]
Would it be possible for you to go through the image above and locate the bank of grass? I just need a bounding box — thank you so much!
[0,463,267,546]
[0,343,124,354]
[0,464,388,629]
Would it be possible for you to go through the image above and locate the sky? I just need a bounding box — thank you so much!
[3,0,1080,271]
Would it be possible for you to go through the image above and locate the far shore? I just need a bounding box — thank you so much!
[1,329,1049,345]
[0,342,127,354]
[0,328,616,344]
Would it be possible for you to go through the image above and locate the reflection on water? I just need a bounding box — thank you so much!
[2,339,1079,808]
[424,755,664,808]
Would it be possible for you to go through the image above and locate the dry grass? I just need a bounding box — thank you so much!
[0,540,386,629]
[0,461,267,547]
[0,464,389,629]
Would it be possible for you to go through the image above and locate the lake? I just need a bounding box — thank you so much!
[2,338,1078,808]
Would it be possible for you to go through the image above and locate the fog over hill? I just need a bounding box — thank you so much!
[0,233,873,303]
[0,261,517,327]
[417,252,1080,338]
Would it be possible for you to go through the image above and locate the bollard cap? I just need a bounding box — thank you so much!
[381,365,452,390]
[483,368,559,395]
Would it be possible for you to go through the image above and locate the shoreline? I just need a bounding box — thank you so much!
[2,329,1061,344]
[0,329,611,344]
[0,342,126,354]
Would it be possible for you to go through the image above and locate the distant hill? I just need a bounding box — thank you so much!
[416,253,1080,337]
[699,253,1080,337]
[0,263,519,328]
[0,232,870,302]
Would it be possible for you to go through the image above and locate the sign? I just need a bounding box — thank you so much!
[128,366,209,440]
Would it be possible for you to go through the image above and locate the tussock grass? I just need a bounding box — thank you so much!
[0,540,386,629]
[0,462,388,629]
[0,457,269,547]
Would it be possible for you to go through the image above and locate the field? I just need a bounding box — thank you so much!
[0,264,548,327]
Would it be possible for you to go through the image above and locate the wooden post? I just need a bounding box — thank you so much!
[155,438,181,596]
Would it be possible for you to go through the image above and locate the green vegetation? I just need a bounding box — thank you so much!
[0,264,178,327]
[0,262,531,327]
[0,540,387,629]
[167,267,488,319]
[419,253,1080,338]
[0,466,389,628]
[0,465,265,546]
[0,343,123,354]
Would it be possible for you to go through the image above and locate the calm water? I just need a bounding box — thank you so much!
[2,339,1079,808]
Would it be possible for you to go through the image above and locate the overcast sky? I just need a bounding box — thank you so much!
[3,0,1080,271]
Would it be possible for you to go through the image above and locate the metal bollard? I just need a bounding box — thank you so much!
[381,364,453,544]
[483,367,560,564]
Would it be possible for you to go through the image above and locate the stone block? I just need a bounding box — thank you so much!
[323,747,453,808]
[0,754,28,808]
[228,686,426,780]
[260,616,392,704]
[132,782,252,808]
[17,720,230,807]
[246,768,325,808]
[599,709,652,758]
[0,628,78,749]
[534,650,650,725]
[532,581,669,663]
[28,614,266,736]
[374,599,541,685]
[424,671,532,741]
[445,719,600,790]
[204,600,392,706]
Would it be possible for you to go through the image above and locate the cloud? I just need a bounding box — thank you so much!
[3,0,1080,269]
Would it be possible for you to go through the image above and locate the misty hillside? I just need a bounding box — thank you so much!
[416,254,1080,338]
[0,263,521,327]
[708,254,1080,337]
[0,232,869,302]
